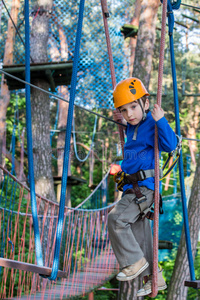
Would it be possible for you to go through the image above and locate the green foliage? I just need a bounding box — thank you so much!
[92,280,117,300]
[73,278,118,300]
[5,91,27,173]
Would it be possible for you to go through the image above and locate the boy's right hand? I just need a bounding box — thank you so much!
[113,110,123,123]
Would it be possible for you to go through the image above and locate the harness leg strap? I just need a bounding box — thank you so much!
[131,181,152,218]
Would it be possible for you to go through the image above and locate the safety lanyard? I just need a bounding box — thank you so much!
[160,134,182,180]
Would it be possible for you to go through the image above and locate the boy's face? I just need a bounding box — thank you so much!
[119,99,149,125]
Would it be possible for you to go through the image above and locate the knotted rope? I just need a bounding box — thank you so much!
[150,0,168,297]
[100,0,125,156]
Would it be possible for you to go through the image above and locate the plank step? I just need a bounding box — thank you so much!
[0,258,67,278]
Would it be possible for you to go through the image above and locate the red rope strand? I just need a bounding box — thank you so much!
[100,0,125,156]
[150,0,168,297]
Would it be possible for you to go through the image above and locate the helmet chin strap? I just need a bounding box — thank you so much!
[138,99,147,120]
[132,99,147,141]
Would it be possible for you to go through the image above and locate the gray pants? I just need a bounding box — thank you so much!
[107,186,154,276]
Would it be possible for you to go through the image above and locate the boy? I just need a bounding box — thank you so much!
[107,77,177,296]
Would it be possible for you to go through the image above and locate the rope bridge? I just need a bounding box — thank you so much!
[0,165,119,299]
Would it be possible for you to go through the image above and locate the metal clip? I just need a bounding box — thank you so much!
[135,195,147,204]
[176,134,182,155]
[139,170,146,181]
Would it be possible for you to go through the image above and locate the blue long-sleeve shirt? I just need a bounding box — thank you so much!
[121,111,177,191]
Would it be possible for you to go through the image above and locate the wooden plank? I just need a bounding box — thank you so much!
[184,280,200,289]
[3,61,73,91]
[3,61,73,73]
[0,258,67,278]
[19,270,118,299]
[12,251,119,299]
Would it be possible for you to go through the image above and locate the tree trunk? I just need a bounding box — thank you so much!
[57,87,69,177]
[49,17,70,204]
[0,0,20,165]
[132,0,160,89]
[167,154,200,299]
[56,86,71,205]
[0,87,9,166]
[129,0,141,76]
[30,2,56,202]
[3,0,20,65]
[31,79,56,201]
[119,278,144,300]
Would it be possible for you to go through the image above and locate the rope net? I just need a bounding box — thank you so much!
[0,0,134,109]
[0,165,119,299]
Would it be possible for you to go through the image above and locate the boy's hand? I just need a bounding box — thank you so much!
[151,104,164,122]
[113,110,123,123]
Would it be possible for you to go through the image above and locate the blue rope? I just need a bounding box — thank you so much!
[167,0,195,281]
[73,115,97,162]
[48,0,86,280]
[11,124,16,175]
[25,0,43,267]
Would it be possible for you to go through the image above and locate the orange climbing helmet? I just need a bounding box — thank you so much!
[113,77,150,108]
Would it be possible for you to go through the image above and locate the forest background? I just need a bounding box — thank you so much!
[0,0,200,299]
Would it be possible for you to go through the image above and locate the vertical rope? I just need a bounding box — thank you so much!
[167,0,195,281]
[24,0,43,267]
[100,0,125,156]
[150,0,167,297]
[48,0,85,280]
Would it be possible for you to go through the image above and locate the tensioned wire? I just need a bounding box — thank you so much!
[0,69,125,128]
[2,69,200,144]
[0,166,116,214]
[181,2,200,10]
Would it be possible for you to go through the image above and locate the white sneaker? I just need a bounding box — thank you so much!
[137,269,167,297]
[116,257,149,281]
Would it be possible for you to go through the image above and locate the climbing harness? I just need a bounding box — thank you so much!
[114,169,162,192]
[113,134,182,217]
[114,169,163,219]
